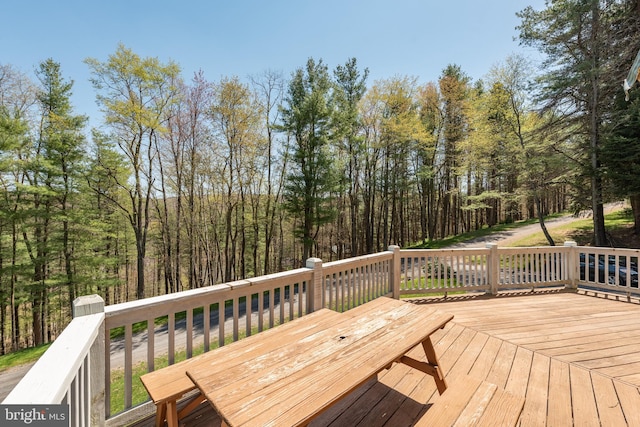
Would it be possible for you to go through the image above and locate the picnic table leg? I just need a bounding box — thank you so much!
[177,392,207,420]
[422,336,447,394]
[398,336,448,395]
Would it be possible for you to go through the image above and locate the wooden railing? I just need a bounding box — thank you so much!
[575,246,640,295]
[2,295,105,426]
[5,243,640,426]
[320,251,395,311]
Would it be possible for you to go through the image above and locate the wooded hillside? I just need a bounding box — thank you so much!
[1,0,639,353]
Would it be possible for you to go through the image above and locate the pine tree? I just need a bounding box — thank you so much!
[517,0,618,246]
[280,58,339,263]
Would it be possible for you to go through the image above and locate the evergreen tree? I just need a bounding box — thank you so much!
[517,0,619,246]
[280,58,338,262]
[601,0,640,233]
[36,59,88,308]
[333,58,368,256]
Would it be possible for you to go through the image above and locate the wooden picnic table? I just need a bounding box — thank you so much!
[184,297,453,427]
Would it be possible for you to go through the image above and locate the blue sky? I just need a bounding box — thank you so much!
[2,0,545,128]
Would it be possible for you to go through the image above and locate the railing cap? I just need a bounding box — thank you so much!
[73,294,105,317]
[306,257,322,268]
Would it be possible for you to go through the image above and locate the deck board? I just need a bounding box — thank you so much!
[547,358,571,426]
[128,291,640,426]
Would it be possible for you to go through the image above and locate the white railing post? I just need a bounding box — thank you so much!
[388,245,401,299]
[73,295,106,426]
[306,257,324,312]
[564,241,578,289]
[486,243,499,295]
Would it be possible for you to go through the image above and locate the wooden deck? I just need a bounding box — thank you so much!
[130,290,640,426]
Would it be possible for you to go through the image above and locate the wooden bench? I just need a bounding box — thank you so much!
[140,308,342,427]
[416,375,525,427]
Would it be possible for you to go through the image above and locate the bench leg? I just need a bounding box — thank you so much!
[155,403,166,427]
[422,336,447,394]
[166,400,179,427]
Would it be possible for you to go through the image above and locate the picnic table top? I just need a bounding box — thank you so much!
[185,297,453,426]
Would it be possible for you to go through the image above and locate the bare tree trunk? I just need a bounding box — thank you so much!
[536,196,555,246]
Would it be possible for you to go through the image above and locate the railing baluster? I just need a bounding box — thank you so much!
[218,302,225,347]
[187,309,193,359]
[124,323,132,408]
[247,294,253,337]
[147,318,155,372]
[204,303,211,352]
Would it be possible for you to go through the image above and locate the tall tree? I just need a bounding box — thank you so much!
[416,82,442,242]
[35,59,88,307]
[86,44,180,299]
[601,0,640,233]
[377,76,424,248]
[439,64,470,237]
[251,70,285,274]
[15,59,87,346]
[0,66,36,352]
[486,55,556,245]
[333,58,368,256]
[280,58,338,262]
[518,0,615,246]
[86,130,131,304]
[208,76,262,281]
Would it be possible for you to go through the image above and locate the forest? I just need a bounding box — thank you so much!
[1,0,640,354]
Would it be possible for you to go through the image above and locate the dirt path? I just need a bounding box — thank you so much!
[450,201,626,249]
[448,214,579,248]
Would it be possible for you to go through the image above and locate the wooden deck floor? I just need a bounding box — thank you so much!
[130,290,640,426]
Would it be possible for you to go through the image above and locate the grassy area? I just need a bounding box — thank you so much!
[0,343,52,372]
[508,208,635,247]
[400,277,466,299]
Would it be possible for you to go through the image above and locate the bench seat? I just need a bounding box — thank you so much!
[417,375,525,427]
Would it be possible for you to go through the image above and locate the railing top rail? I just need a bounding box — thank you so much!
[245,267,313,285]
[400,248,490,254]
[104,282,240,317]
[576,246,640,255]
[105,268,317,328]
[323,251,393,269]
[2,312,104,404]
[105,267,315,317]
[321,252,394,278]
[498,246,572,253]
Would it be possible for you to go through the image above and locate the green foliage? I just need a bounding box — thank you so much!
[280,58,340,260]
[516,0,640,246]
[602,91,640,198]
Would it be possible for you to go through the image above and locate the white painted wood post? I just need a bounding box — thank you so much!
[388,245,401,299]
[564,241,578,289]
[306,258,324,312]
[72,295,106,426]
[486,243,499,295]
